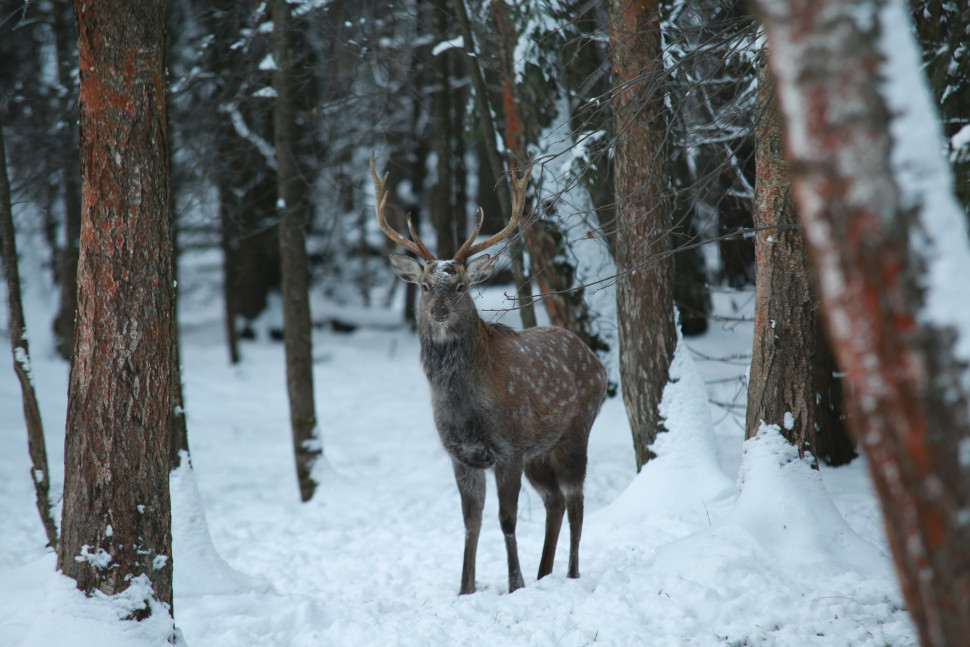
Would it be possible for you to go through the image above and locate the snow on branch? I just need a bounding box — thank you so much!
[219,102,277,171]
[431,35,464,57]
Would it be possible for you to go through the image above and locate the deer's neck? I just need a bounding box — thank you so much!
[419,317,510,468]
[419,315,483,385]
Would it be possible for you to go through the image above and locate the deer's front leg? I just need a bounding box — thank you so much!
[494,460,525,593]
[453,460,485,595]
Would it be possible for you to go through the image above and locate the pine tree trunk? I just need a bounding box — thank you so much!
[491,0,606,353]
[272,0,321,502]
[430,0,457,260]
[219,171,241,364]
[58,0,175,618]
[746,54,823,463]
[51,0,81,361]
[0,113,59,550]
[608,0,677,470]
[747,51,853,466]
[754,0,970,643]
[451,0,537,328]
[811,313,854,465]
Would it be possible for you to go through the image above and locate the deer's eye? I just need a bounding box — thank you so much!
[420,283,430,292]
[456,283,465,293]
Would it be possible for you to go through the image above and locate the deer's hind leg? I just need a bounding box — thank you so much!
[558,430,589,580]
[565,484,584,578]
[453,460,485,595]
[525,456,565,580]
[494,459,526,593]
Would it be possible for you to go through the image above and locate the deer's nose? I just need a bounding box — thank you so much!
[431,304,450,321]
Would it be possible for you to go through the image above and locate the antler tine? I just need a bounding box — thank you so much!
[453,160,533,262]
[405,214,435,262]
[370,153,435,262]
[453,207,485,262]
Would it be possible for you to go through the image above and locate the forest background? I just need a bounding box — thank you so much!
[0,0,969,645]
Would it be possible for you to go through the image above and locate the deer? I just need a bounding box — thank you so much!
[370,154,607,595]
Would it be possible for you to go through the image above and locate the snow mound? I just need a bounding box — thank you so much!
[598,334,735,525]
[727,424,891,577]
[19,558,183,647]
[171,456,270,596]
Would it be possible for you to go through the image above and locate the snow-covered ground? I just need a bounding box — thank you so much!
[0,248,916,646]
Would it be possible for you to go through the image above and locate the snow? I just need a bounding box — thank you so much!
[431,36,464,57]
[253,86,278,99]
[0,248,916,646]
[950,124,970,161]
[877,0,970,391]
[16,567,183,647]
[783,411,794,431]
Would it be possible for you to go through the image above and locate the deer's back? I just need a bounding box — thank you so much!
[483,324,606,435]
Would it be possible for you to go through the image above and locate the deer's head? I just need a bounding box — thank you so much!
[370,154,531,335]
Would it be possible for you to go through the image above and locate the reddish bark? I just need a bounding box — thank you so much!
[754,0,970,644]
[58,0,174,618]
[490,0,600,348]
[746,54,852,466]
[451,0,537,328]
[747,55,818,458]
[608,0,677,469]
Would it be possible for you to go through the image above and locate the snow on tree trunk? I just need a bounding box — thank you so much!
[58,0,175,621]
[272,0,321,502]
[753,0,970,644]
[608,0,677,470]
[490,0,604,354]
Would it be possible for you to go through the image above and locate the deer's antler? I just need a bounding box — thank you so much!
[370,153,435,262]
[453,160,533,263]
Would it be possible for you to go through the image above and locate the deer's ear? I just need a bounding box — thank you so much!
[465,254,497,285]
[389,254,424,283]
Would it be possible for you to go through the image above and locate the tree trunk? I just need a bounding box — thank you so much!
[202,0,281,335]
[430,0,457,260]
[490,0,605,352]
[745,52,852,466]
[670,209,710,337]
[753,0,970,644]
[51,0,81,361]
[450,0,537,328]
[219,172,241,364]
[811,312,854,466]
[0,113,59,550]
[58,0,175,620]
[272,0,321,502]
[608,0,677,470]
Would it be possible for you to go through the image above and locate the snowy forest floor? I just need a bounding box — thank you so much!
[0,248,916,646]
